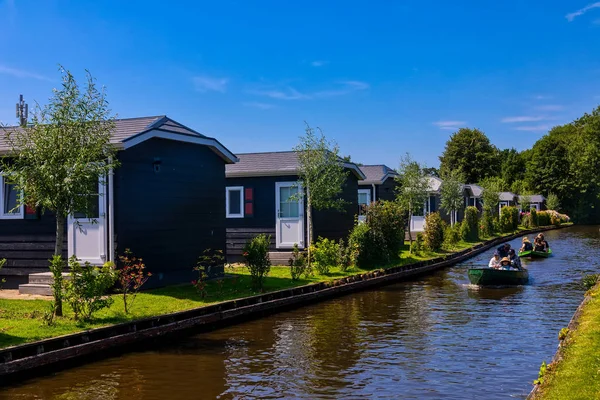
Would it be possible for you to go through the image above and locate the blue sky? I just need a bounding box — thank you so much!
[1,0,599,168]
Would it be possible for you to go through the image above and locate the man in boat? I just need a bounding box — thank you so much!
[489,252,501,269]
[520,237,533,252]
[508,249,522,269]
[497,243,511,258]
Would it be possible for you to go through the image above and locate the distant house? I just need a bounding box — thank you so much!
[0,116,238,290]
[357,164,399,221]
[519,194,546,211]
[410,176,443,233]
[464,184,484,211]
[225,151,365,263]
[499,191,519,213]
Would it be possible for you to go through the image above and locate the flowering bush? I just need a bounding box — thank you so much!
[117,249,152,314]
[193,249,224,298]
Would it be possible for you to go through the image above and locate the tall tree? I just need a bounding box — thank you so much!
[439,128,501,184]
[479,177,502,216]
[500,148,526,186]
[395,154,429,253]
[294,124,348,258]
[1,68,118,314]
[440,169,464,226]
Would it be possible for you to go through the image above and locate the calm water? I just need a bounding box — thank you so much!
[3,225,600,400]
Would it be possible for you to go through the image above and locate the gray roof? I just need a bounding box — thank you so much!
[519,194,546,203]
[0,116,237,163]
[499,191,518,201]
[464,184,483,197]
[358,164,398,185]
[226,151,366,180]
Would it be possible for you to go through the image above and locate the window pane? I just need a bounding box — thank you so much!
[229,189,241,215]
[3,182,18,214]
[358,193,368,205]
[279,186,299,218]
[73,181,100,219]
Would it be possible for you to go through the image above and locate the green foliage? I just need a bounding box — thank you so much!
[0,258,5,289]
[365,200,406,259]
[193,249,225,298]
[243,234,272,291]
[439,127,501,184]
[479,211,495,237]
[288,244,311,281]
[311,237,340,275]
[443,222,461,249]
[337,239,352,272]
[348,221,373,268]
[520,194,531,212]
[0,68,119,258]
[440,169,464,225]
[582,274,599,290]
[499,206,519,232]
[411,233,425,255]
[64,256,118,321]
[117,250,151,314]
[510,179,531,195]
[479,177,502,215]
[538,211,551,226]
[546,192,560,211]
[530,208,538,227]
[461,206,479,242]
[424,212,444,251]
[500,148,527,186]
[48,255,65,317]
[534,361,548,385]
[558,328,569,341]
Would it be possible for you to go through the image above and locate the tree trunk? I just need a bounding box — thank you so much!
[54,213,65,316]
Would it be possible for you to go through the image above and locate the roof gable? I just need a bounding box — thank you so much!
[358,164,399,185]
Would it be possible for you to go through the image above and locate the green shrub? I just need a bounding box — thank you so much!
[510,206,520,229]
[582,273,599,290]
[480,211,495,238]
[311,237,340,275]
[534,361,547,385]
[337,239,351,272]
[443,221,461,249]
[538,211,551,226]
[348,221,376,268]
[0,258,6,289]
[411,232,425,255]
[288,244,310,280]
[365,200,406,258]
[64,256,118,321]
[424,212,444,251]
[461,206,479,242]
[558,327,569,341]
[499,206,514,233]
[530,208,538,227]
[48,255,65,317]
[243,234,272,291]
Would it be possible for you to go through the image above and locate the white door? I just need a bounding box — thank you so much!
[357,188,371,223]
[68,179,107,265]
[275,182,304,249]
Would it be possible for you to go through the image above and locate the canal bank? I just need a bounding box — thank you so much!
[528,280,600,399]
[0,225,569,385]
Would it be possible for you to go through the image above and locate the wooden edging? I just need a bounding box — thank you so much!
[527,273,596,399]
[0,225,567,385]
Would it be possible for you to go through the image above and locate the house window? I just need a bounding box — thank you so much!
[226,186,244,218]
[0,174,24,219]
[358,189,371,222]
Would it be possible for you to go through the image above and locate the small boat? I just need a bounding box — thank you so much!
[468,268,529,286]
[518,248,552,258]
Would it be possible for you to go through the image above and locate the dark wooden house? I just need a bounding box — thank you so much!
[225,151,365,263]
[0,116,237,290]
[357,165,399,221]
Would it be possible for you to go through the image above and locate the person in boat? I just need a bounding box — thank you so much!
[536,233,550,252]
[533,237,545,252]
[489,252,501,269]
[508,249,522,269]
[500,257,513,270]
[497,243,511,258]
[520,237,533,252]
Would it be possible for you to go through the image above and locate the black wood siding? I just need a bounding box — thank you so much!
[114,138,226,287]
[225,172,360,261]
[376,177,399,202]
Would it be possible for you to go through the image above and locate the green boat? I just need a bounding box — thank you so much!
[518,248,552,258]
[468,268,529,286]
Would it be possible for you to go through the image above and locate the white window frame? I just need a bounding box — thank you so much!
[226,186,244,219]
[0,173,24,219]
[357,188,371,223]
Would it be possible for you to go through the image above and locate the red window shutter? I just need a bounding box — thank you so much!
[244,188,253,217]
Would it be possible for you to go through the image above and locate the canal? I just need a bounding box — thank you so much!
[2,225,599,399]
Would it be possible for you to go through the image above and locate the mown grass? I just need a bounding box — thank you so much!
[0,226,549,350]
[535,283,600,400]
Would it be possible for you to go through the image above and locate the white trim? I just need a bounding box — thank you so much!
[275,181,305,249]
[358,188,371,223]
[226,186,244,218]
[227,163,366,180]
[122,129,239,164]
[0,173,24,219]
[108,159,115,263]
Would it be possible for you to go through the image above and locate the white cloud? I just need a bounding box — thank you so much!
[533,94,552,100]
[515,124,552,132]
[433,120,466,130]
[0,65,51,81]
[535,104,564,111]
[192,75,229,93]
[501,116,545,123]
[248,81,369,100]
[566,2,600,21]
[243,102,276,110]
[310,60,328,67]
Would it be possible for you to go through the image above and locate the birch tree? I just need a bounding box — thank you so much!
[440,169,464,226]
[395,154,429,253]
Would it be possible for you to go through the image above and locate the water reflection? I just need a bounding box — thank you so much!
[2,226,599,400]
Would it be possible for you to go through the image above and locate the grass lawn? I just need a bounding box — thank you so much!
[0,228,539,350]
[535,283,600,400]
